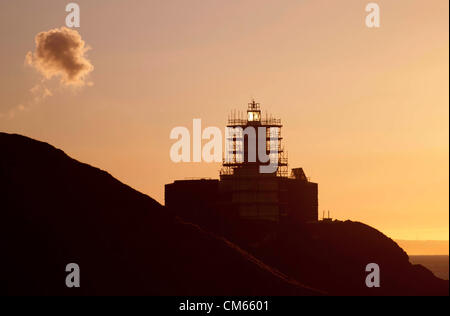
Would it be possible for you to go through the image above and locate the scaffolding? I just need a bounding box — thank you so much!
[221,100,288,178]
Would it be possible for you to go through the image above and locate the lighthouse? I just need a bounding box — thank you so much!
[165,100,318,238]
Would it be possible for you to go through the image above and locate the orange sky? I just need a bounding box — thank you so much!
[0,0,448,244]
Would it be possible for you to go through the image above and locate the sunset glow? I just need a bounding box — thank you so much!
[1,0,448,246]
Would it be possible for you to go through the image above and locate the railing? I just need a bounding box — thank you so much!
[227,118,282,126]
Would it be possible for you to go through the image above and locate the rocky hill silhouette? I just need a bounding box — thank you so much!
[0,132,319,296]
[0,132,447,296]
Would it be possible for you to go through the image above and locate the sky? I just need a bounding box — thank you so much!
[0,0,448,246]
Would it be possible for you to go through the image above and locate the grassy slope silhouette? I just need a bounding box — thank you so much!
[0,132,319,295]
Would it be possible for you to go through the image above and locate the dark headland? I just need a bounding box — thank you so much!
[0,132,447,296]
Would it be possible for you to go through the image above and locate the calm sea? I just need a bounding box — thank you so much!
[409,255,449,280]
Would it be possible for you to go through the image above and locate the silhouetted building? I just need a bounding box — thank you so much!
[165,179,220,228]
[165,100,318,238]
